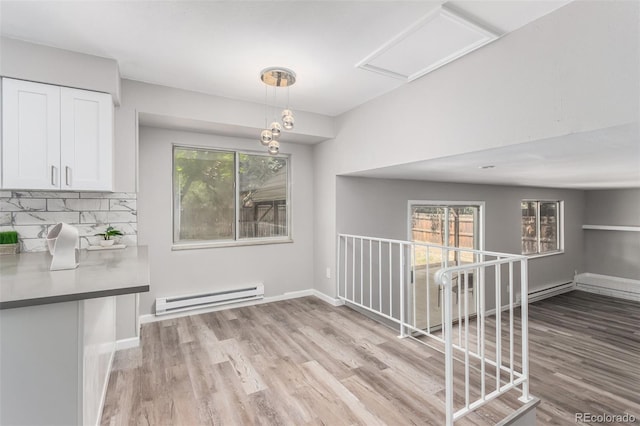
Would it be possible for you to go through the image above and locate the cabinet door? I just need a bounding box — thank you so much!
[60,88,113,191]
[2,78,61,190]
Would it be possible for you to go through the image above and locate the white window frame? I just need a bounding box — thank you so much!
[407,200,485,251]
[171,144,292,250]
[521,199,564,258]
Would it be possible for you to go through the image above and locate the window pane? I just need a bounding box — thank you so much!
[411,206,445,266]
[238,154,288,239]
[539,202,558,253]
[521,201,537,255]
[174,147,235,241]
[449,207,477,264]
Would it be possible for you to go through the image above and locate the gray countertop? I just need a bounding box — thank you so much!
[0,246,150,309]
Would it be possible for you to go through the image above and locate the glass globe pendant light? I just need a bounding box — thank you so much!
[260,129,273,146]
[270,121,282,139]
[267,140,280,155]
[259,67,297,154]
[282,110,294,130]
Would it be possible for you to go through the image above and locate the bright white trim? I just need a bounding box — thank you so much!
[575,273,640,301]
[522,281,574,304]
[521,200,564,256]
[312,289,345,306]
[484,303,517,317]
[139,289,342,324]
[582,225,640,232]
[172,144,292,246]
[172,238,293,251]
[115,337,140,351]
[525,250,564,260]
[407,200,486,250]
[484,281,575,314]
[356,5,499,82]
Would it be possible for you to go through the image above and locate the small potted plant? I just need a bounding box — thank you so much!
[94,226,123,247]
[0,230,19,255]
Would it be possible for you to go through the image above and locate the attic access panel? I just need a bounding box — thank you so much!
[357,6,499,82]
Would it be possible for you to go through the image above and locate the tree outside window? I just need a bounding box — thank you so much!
[173,146,289,244]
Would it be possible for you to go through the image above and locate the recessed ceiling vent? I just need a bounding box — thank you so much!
[356,5,499,82]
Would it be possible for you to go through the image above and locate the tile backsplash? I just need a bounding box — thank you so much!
[0,191,137,252]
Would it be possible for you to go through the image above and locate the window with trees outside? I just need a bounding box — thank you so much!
[173,146,289,246]
[521,200,563,256]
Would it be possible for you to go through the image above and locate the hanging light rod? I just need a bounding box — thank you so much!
[261,67,297,87]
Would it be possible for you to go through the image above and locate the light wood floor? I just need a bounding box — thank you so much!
[101,291,640,425]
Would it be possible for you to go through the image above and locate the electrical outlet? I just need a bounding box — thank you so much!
[326,267,331,279]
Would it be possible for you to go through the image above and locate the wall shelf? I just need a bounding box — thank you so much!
[582,225,640,232]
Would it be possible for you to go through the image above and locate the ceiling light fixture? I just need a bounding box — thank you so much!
[259,67,296,155]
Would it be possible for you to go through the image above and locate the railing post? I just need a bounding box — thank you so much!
[343,235,348,300]
[518,258,532,403]
[398,243,406,338]
[442,271,454,426]
[336,234,341,299]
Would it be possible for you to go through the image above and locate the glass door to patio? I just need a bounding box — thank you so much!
[409,203,482,330]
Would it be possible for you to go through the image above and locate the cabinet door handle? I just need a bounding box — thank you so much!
[51,165,57,186]
[65,166,71,186]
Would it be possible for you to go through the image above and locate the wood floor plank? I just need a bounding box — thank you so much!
[341,372,425,425]
[210,360,258,425]
[219,338,268,395]
[102,291,640,425]
[250,354,316,424]
[301,360,385,426]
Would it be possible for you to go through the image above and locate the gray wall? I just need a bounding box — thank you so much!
[114,79,335,193]
[136,126,315,316]
[583,189,640,279]
[336,176,585,301]
[0,37,121,104]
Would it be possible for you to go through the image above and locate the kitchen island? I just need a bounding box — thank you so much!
[0,246,150,426]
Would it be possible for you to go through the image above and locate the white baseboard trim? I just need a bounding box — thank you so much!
[575,273,640,301]
[138,289,343,324]
[312,289,345,306]
[523,280,575,304]
[484,281,576,316]
[485,303,519,317]
[115,336,140,351]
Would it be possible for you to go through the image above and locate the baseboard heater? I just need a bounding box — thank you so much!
[525,281,574,304]
[155,283,264,315]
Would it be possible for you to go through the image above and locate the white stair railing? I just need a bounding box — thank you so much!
[336,233,532,425]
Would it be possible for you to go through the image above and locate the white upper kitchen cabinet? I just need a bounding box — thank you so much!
[1,78,113,191]
[60,87,113,191]
[1,78,62,190]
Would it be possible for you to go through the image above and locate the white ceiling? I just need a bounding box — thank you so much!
[5,0,629,191]
[348,123,640,190]
[0,0,571,116]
